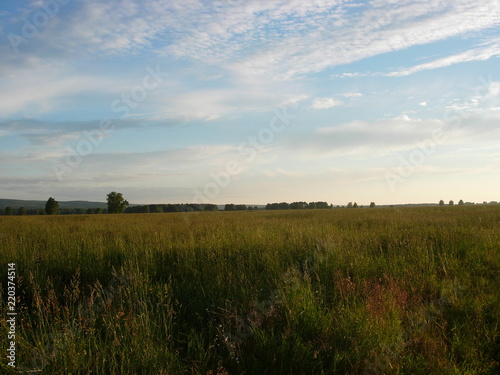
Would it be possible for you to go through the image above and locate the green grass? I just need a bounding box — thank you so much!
[1,206,499,374]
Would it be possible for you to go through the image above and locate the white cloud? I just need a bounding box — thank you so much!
[341,92,363,98]
[386,38,500,77]
[1,0,500,205]
[310,97,343,110]
[0,117,179,148]
[333,72,374,78]
[279,95,309,107]
[222,0,500,80]
[286,110,500,161]
[3,0,499,81]
[0,73,122,117]
[2,0,499,118]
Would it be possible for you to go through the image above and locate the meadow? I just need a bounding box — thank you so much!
[1,206,499,374]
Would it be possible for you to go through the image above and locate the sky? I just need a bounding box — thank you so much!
[0,0,499,206]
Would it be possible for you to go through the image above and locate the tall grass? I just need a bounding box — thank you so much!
[1,206,499,374]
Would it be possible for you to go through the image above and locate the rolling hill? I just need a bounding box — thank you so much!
[0,199,108,210]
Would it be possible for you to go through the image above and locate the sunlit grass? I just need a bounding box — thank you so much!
[1,206,499,374]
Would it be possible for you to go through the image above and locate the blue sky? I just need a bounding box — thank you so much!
[0,0,499,205]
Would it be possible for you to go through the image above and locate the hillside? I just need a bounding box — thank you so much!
[0,199,108,210]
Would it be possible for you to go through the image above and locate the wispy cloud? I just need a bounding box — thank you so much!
[386,37,500,77]
[1,0,499,117]
[285,111,500,158]
[310,97,343,110]
[1,0,500,203]
[221,0,500,80]
[341,92,363,98]
[2,0,187,58]
[3,0,499,77]
[0,54,136,117]
[0,118,179,146]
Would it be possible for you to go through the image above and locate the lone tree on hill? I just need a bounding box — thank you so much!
[439,200,445,206]
[45,197,59,215]
[107,192,129,214]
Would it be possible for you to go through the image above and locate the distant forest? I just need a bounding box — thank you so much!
[0,200,337,215]
[1,198,497,216]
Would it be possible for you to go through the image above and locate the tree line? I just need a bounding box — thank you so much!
[127,203,219,213]
[0,195,375,215]
[4,192,496,216]
[265,201,332,210]
[0,193,255,215]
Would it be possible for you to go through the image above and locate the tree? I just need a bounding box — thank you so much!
[224,204,236,211]
[370,202,376,208]
[18,207,27,215]
[166,204,180,212]
[290,201,307,209]
[45,197,59,215]
[458,199,464,205]
[107,192,129,214]
[353,202,358,208]
[449,200,454,206]
[311,201,330,209]
[347,202,353,208]
[439,200,445,206]
[5,206,13,215]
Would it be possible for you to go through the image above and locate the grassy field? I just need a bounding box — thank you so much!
[1,206,499,374]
